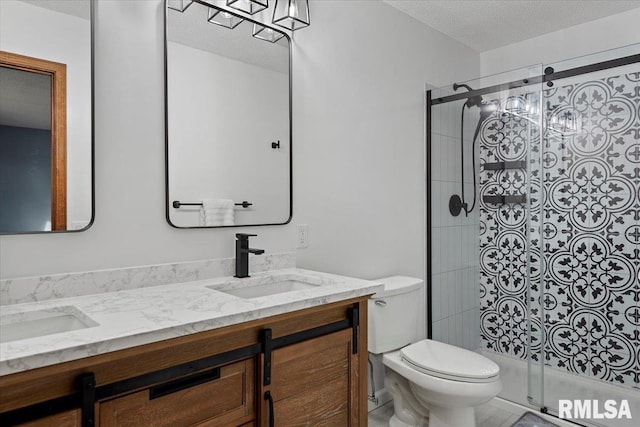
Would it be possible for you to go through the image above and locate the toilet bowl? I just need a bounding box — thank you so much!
[369,276,501,427]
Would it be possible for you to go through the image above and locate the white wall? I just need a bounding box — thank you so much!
[481,8,640,76]
[0,1,92,228]
[0,0,479,302]
[292,0,478,282]
[0,0,292,277]
[167,42,289,227]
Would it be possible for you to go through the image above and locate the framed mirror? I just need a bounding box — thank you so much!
[165,0,292,228]
[0,0,93,234]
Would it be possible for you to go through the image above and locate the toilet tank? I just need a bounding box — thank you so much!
[368,276,424,354]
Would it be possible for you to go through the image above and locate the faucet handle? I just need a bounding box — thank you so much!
[236,233,257,239]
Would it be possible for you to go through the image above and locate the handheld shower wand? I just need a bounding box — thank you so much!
[448,83,494,216]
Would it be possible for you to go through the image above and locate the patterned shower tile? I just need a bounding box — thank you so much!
[539,209,577,255]
[480,306,505,353]
[529,316,545,362]
[480,112,531,163]
[542,278,579,324]
[509,309,529,358]
[541,136,576,185]
[544,318,591,377]
[476,69,640,391]
[589,301,638,387]
[590,347,637,387]
[590,211,639,264]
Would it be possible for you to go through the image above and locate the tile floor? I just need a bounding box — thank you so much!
[367,399,524,427]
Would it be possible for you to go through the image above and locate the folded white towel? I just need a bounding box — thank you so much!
[200,199,235,226]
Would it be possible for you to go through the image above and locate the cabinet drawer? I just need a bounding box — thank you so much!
[17,409,81,427]
[100,359,254,427]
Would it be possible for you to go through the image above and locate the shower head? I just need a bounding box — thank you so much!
[453,82,483,109]
[479,101,498,119]
[452,83,474,92]
[450,82,498,218]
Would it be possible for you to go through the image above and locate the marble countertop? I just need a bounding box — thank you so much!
[0,268,382,376]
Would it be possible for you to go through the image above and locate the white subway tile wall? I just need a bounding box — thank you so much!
[430,97,480,350]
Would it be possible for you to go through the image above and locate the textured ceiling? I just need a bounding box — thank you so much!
[383,0,640,52]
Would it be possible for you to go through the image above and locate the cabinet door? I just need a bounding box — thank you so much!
[263,328,360,426]
[100,359,254,427]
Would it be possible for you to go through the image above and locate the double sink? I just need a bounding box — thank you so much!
[0,274,321,344]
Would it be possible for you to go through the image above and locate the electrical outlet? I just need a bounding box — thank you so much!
[297,224,309,249]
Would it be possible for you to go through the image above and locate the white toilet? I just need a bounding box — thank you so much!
[369,276,501,427]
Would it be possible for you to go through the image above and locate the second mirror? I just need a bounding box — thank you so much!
[165,0,292,228]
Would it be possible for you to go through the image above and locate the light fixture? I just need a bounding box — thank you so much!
[167,0,193,12]
[252,24,285,43]
[227,0,268,15]
[273,0,309,31]
[504,95,527,115]
[547,106,582,135]
[208,7,244,29]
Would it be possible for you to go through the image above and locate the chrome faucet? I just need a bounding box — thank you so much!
[234,233,265,278]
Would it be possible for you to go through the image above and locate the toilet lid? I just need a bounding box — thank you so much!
[400,340,499,383]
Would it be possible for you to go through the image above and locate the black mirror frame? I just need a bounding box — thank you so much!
[164,0,293,229]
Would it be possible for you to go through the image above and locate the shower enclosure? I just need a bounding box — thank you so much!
[427,44,640,426]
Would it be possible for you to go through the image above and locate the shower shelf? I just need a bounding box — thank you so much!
[483,195,527,205]
[483,161,527,170]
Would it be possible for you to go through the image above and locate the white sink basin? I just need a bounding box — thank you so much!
[208,277,321,299]
[0,306,98,344]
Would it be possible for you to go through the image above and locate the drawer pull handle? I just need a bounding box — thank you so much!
[265,391,275,427]
[149,367,220,400]
[375,300,387,307]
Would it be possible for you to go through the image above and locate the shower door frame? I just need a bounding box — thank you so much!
[425,50,640,411]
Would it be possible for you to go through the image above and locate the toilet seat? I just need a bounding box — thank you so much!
[400,339,499,383]
[383,349,502,409]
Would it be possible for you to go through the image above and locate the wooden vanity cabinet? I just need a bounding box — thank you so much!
[1,297,369,427]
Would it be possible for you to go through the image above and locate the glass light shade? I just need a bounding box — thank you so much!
[167,0,193,12]
[227,0,268,15]
[208,8,244,29]
[547,109,582,135]
[504,95,526,115]
[252,24,285,43]
[273,0,309,31]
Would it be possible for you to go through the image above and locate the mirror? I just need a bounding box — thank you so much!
[0,0,93,234]
[166,0,292,228]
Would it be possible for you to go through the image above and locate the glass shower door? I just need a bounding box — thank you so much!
[537,44,640,425]
[428,64,544,408]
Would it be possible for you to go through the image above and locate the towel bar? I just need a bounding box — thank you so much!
[172,200,253,209]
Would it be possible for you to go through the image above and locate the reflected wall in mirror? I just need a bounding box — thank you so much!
[166,0,292,228]
[0,0,93,234]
